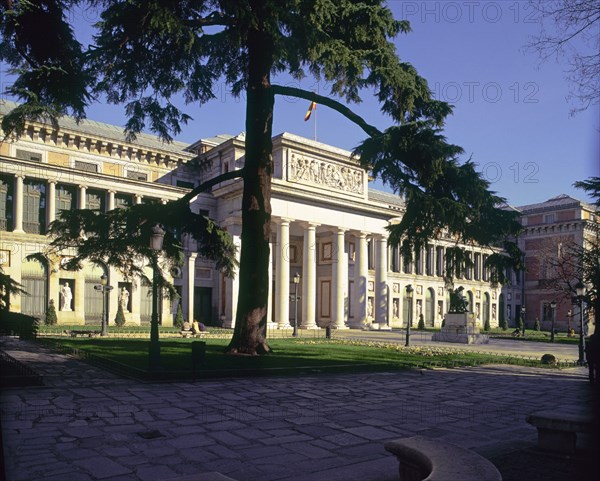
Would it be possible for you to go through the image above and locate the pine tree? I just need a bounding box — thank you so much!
[417,314,425,330]
[483,317,491,332]
[499,317,508,331]
[114,303,126,327]
[45,299,57,326]
[533,318,541,331]
[1,1,522,355]
[174,302,184,329]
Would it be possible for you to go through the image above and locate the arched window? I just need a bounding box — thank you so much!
[84,262,107,322]
[21,256,48,316]
[482,292,490,325]
[425,288,435,327]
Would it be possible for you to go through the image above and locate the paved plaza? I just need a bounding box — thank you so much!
[1,337,597,481]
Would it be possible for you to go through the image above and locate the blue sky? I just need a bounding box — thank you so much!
[1,1,598,207]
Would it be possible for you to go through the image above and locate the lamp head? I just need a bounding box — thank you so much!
[100,274,107,286]
[150,224,165,251]
[550,300,556,309]
[293,272,301,284]
[575,281,585,297]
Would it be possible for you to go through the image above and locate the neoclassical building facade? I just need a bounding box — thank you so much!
[0,100,502,330]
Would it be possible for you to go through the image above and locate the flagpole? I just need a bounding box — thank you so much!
[314,103,317,141]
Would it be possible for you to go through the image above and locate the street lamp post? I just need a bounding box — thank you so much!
[292,272,300,337]
[95,274,113,337]
[149,224,165,371]
[405,284,413,347]
[575,281,586,366]
[550,300,556,342]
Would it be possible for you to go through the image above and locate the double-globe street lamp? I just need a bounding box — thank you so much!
[291,272,301,337]
[405,284,413,347]
[94,274,113,337]
[550,300,557,343]
[574,281,587,366]
[149,224,165,371]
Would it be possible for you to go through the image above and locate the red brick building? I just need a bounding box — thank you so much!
[502,195,598,333]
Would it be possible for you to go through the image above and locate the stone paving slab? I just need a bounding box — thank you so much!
[1,337,597,481]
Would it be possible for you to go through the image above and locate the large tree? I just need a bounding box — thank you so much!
[1,1,521,355]
[527,0,600,112]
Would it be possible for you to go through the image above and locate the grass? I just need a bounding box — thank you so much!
[487,328,580,344]
[36,336,569,381]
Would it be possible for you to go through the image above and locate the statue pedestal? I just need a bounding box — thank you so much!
[432,313,489,344]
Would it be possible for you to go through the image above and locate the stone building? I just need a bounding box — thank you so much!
[503,194,599,332]
[0,100,501,330]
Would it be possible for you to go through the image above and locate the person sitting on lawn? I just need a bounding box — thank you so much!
[192,320,206,335]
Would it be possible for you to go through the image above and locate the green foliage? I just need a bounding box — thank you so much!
[533,318,540,331]
[518,318,524,332]
[44,202,237,296]
[483,317,491,332]
[45,299,58,326]
[541,353,557,366]
[0,311,39,340]
[114,303,126,327]
[174,302,184,329]
[417,314,425,330]
[499,316,508,331]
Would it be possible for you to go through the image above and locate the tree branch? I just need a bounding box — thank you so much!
[178,168,245,205]
[271,85,382,138]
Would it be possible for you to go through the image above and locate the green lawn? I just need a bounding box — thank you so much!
[487,328,580,344]
[38,336,565,380]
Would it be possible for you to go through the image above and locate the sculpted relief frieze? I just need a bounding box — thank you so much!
[288,153,364,195]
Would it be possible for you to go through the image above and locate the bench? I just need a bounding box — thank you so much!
[526,409,595,454]
[384,435,501,481]
[65,330,101,338]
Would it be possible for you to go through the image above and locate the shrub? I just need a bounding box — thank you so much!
[174,302,184,329]
[541,353,557,365]
[0,311,39,339]
[499,317,508,330]
[483,317,491,332]
[518,318,524,332]
[533,318,540,331]
[45,299,57,326]
[417,314,425,330]
[114,303,126,327]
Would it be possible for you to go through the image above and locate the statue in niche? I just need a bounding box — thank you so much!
[119,287,130,312]
[60,282,73,311]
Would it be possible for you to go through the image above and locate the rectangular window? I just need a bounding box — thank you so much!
[367,240,374,270]
[23,180,46,234]
[176,180,194,189]
[436,247,444,277]
[126,170,148,181]
[425,245,434,276]
[15,149,42,162]
[86,189,105,212]
[544,213,555,224]
[482,254,489,281]
[55,184,76,217]
[415,249,423,275]
[0,175,14,231]
[74,160,98,173]
[474,253,481,280]
[403,251,413,274]
[465,252,473,280]
[115,194,132,209]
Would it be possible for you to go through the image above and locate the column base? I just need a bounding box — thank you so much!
[369,323,392,331]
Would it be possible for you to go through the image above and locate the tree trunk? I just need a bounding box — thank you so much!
[227,12,274,355]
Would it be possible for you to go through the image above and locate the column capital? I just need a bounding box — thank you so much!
[47,179,58,185]
[273,217,293,226]
[14,173,25,180]
[78,184,87,189]
[300,221,320,230]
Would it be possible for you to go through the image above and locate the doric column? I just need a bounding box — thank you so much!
[182,252,197,322]
[275,219,291,328]
[267,239,274,324]
[78,185,87,209]
[107,190,115,211]
[352,231,369,327]
[46,180,57,226]
[13,174,24,233]
[375,235,389,325]
[301,223,318,328]
[331,227,347,329]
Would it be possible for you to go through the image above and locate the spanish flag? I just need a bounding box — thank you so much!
[304,101,316,121]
